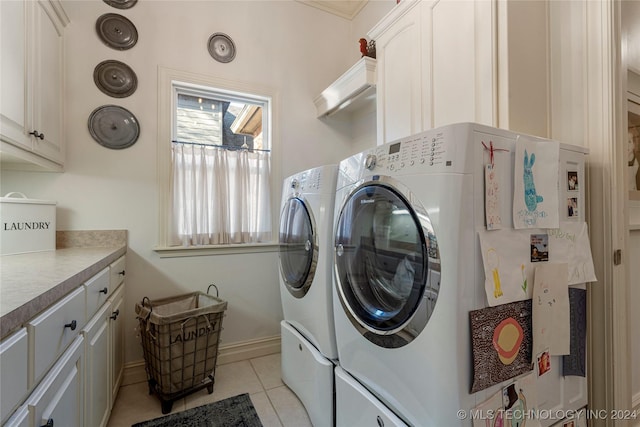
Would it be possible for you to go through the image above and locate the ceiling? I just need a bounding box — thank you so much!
[295,0,369,20]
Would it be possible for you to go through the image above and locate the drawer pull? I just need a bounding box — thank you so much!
[118,270,126,276]
[41,418,53,427]
[64,320,77,331]
[110,309,120,320]
[99,287,109,294]
[29,130,45,140]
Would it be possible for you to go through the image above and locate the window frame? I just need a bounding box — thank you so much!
[155,67,280,257]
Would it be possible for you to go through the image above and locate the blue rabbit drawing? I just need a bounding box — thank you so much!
[523,149,543,211]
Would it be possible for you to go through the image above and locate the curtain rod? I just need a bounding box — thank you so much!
[172,140,271,153]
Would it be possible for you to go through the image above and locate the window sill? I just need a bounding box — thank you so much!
[153,243,279,258]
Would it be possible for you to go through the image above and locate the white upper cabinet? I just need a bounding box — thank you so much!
[0,0,68,171]
[369,0,424,144]
[368,0,550,145]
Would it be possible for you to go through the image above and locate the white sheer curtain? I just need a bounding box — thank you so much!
[169,142,272,246]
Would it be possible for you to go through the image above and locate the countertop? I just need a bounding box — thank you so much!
[1,231,127,339]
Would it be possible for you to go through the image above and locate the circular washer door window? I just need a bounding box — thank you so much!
[334,179,440,348]
[279,197,317,298]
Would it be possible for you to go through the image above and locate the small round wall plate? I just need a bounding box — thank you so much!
[93,60,138,98]
[88,105,140,149]
[207,33,236,63]
[103,0,137,9]
[96,13,138,50]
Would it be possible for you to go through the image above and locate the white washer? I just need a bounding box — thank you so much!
[332,123,588,426]
[278,164,338,427]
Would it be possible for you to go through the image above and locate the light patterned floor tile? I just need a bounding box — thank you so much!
[106,381,186,427]
[250,353,284,390]
[266,385,313,427]
[250,391,283,427]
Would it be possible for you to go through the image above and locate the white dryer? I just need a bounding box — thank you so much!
[278,164,338,427]
[332,123,588,426]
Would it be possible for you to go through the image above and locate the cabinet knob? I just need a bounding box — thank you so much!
[118,270,125,276]
[64,320,77,331]
[29,130,45,140]
[41,418,53,427]
[110,309,120,320]
[99,287,109,294]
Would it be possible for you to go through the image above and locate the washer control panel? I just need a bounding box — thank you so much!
[366,130,452,173]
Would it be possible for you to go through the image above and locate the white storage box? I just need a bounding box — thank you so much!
[0,192,56,255]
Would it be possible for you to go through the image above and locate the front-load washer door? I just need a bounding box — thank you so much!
[279,197,318,298]
[334,176,440,348]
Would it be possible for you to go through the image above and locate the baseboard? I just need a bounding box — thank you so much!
[122,335,281,386]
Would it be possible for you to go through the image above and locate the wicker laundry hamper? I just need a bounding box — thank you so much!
[135,285,227,414]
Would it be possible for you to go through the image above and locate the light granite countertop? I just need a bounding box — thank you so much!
[1,231,127,339]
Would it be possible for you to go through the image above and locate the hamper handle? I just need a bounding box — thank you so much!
[141,296,152,318]
[207,284,219,297]
[181,314,213,336]
[138,296,156,340]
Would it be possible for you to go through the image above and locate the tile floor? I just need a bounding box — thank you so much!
[106,353,313,427]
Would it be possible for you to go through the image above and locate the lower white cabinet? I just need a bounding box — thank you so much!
[0,329,28,423]
[26,335,84,427]
[83,304,111,427]
[82,282,125,427]
[0,252,126,427]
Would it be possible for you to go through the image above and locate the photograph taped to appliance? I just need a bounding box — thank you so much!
[563,288,587,377]
[567,197,579,218]
[469,299,533,393]
[567,171,579,191]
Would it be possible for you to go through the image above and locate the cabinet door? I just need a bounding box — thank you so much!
[0,329,28,424]
[0,0,31,150]
[372,2,424,144]
[110,284,125,403]
[31,0,64,164]
[27,335,84,427]
[28,286,86,387]
[83,304,111,427]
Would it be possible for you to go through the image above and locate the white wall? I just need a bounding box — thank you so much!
[0,0,390,364]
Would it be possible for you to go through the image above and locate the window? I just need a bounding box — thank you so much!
[157,68,279,254]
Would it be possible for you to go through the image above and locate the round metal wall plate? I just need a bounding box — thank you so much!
[96,13,138,50]
[88,105,140,149]
[93,60,138,98]
[207,33,236,63]
[103,0,138,9]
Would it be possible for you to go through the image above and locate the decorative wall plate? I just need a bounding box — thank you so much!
[207,33,236,63]
[93,60,138,98]
[88,105,140,149]
[103,0,138,9]
[96,13,138,50]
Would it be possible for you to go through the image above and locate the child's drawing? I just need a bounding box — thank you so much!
[478,230,534,306]
[523,150,543,212]
[513,137,560,229]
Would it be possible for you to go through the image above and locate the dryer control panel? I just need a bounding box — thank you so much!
[367,128,457,175]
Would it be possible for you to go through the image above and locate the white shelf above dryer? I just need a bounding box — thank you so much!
[314,56,376,118]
